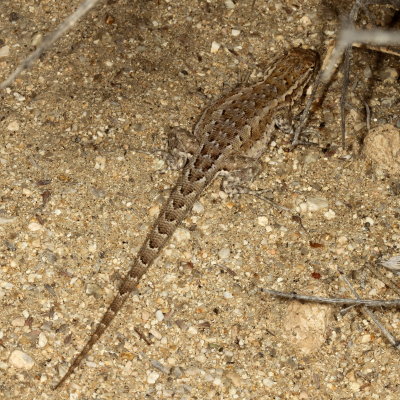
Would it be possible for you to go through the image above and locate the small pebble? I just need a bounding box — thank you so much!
[305,197,328,212]
[150,359,170,374]
[11,317,25,327]
[262,377,275,387]
[174,227,191,243]
[38,332,48,348]
[225,371,243,386]
[323,209,336,220]
[148,204,160,217]
[210,41,221,54]
[28,222,42,231]
[257,216,269,227]
[223,291,233,299]
[9,350,35,370]
[0,45,10,57]
[231,29,240,37]
[363,124,400,176]
[147,371,160,384]
[13,92,25,102]
[192,201,204,214]
[7,121,19,131]
[94,156,106,170]
[360,334,371,343]
[224,0,235,9]
[155,310,164,322]
[218,247,230,259]
[299,15,312,26]
[380,67,398,82]
[149,329,162,340]
[187,326,198,335]
[31,32,43,47]
[213,377,222,386]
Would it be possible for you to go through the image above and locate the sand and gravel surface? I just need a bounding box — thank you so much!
[1,0,400,399]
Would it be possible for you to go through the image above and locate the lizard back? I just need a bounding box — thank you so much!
[54,47,319,389]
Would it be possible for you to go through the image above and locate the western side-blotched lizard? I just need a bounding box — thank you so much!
[54,47,319,389]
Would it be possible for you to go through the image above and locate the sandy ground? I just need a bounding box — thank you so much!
[1,0,400,399]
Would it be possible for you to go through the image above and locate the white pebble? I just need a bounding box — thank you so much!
[262,377,275,387]
[299,15,312,26]
[218,247,230,259]
[7,121,19,131]
[210,41,221,54]
[149,329,162,340]
[231,29,240,37]
[223,291,233,299]
[213,377,222,386]
[148,204,160,217]
[13,92,25,102]
[174,227,191,243]
[88,243,97,253]
[224,0,235,9]
[192,201,204,214]
[94,156,106,170]
[38,332,48,348]
[0,45,10,57]
[9,350,35,370]
[28,222,42,231]
[323,209,336,220]
[305,197,329,212]
[155,310,164,322]
[257,216,269,227]
[147,371,160,384]
[11,317,25,327]
[31,32,43,47]
[187,326,198,335]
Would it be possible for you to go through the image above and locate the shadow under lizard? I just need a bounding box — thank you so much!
[54,47,319,389]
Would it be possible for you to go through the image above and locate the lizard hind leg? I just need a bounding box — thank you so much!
[220,155,297,215]
[220,155,266,197]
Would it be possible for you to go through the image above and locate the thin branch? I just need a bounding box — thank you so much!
[339,271,400,349]
[322,27,400,85]
[367,262,400,297]
[0,0,102,90]
[262,288,400,308]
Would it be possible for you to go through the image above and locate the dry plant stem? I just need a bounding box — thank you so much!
[339,272,400,349]
[352,43,400,56]
[366,263,400,297]
[0,0,102,89]
[340,46,352,147]
[263,288,400,308]
[322,27,400,85]
[365,102,371,131]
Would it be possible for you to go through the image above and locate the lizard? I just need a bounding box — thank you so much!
[54,47,319,389]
